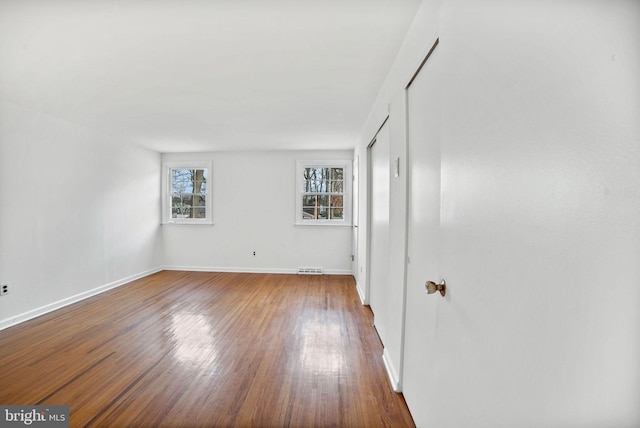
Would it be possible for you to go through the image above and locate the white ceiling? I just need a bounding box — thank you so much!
[0,0,421,152]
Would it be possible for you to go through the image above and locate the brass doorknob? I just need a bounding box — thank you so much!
[425,279,446,297]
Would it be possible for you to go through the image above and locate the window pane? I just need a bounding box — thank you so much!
[304,167,336,192]
[172,169,190,180]
[303,168,319,192]
[315,195,329,219]
[172,173,193,193]
[329,180,344,193]
[302,179,312,192]
[330,208,344,219]
[171,194,206,219]
[193,207,206,218]
[171,195,188,206]
[172,194,190,218]
[172,169,207,194]
[330,168,344,180]
[172,169,192,182]
[330,195,343,208]
[316,195,329,208]
[302,207,316,219]
[173,183,193,193]
[193,169,207,193]
[321,168,331,192]
[302,194,331,220]
[302,194,317,220]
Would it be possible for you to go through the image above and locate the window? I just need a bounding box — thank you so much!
[296,160,352,225]
[162,161,213,224]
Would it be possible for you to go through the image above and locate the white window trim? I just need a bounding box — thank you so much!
[162,160,213,225]
[295,159,352,227]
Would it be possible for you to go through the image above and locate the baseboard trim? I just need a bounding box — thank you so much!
[382,347,402,393]
[0,267,163,331]
[162,265,352,275]
[355,280,366,304]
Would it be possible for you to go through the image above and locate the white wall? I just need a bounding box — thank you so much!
[357,0,640,426]
[0,100,163,328]
[162,150,353,274]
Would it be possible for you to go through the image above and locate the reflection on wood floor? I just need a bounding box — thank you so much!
[0,271,415,427]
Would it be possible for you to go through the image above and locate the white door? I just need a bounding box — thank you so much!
[402,45,441,426]
[368,123,390,344]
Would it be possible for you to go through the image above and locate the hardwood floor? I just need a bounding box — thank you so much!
[0,271,415,427]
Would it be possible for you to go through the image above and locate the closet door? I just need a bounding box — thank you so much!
[403,44,441,426]
[368,122,390,344]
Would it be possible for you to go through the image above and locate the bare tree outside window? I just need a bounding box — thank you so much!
[171,168,207,219]
[302,167,344,220]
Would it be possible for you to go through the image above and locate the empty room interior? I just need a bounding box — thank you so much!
[1,1,639,427]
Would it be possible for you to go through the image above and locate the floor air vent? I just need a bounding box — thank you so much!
[297,267,323,275]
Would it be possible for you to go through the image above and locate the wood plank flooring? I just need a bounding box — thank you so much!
[0,271,415,427]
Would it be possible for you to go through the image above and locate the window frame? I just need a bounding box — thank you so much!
[162,160,213,225]
[295,159,352,226]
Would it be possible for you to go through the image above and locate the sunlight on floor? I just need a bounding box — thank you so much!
[169,311,219,370]
[300,321,345,374]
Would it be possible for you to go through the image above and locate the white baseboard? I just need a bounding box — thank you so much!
[0,267,163,331]
[355,280,366,304]
[382,347,402,392]
[163,265,295,274]
[162,265,352,275]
